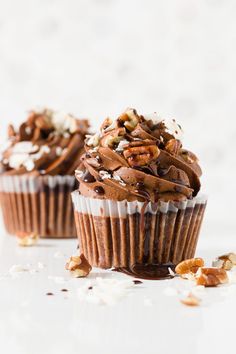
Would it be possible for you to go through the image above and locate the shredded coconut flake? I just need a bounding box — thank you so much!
[77,278,135,306]
[99,170,112,180]
[115,139,129,152]
[56,147,63,156]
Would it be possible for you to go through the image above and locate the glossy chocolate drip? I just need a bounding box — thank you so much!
[115,263,175,280]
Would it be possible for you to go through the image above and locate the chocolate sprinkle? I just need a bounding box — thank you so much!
[133,280,143,285]
[46,292,54,296]
[61,289,68,292]
[83,171,96,183]
[94,186,105,195]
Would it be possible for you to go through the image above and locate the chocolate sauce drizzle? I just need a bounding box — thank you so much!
[115,263,175,280]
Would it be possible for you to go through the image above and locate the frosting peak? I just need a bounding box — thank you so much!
[76,108,202,202]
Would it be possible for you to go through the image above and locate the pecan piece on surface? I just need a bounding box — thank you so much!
[65,254,92,278]
[175,258,204,276]
[16,231,39,247]
[195,267,228,287]
[181,293,201,307]
[212,252,236,271]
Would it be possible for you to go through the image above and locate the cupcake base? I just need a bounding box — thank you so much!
[72,193,207,270]
[0,175,77,238]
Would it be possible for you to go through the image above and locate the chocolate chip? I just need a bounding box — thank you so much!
[94,186,105,195]
[96,156,102,163]
[83,171,96,183]
[88,286,93,290]
[133,280,143,285]
[136,182,145,189]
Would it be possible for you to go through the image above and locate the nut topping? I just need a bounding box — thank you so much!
[195,267,228,287]
[181,293,201,307]
[65,254,92,278]
[16,231,39,247]
[100,128,126,148]
[35,115,53,131]
[8,124,16,138]
[118,109,139,131]
[123,143,160,167]
[212,252,236,271]
[175,258,204,276]
[180,149,198,164]
[165,139,182,155]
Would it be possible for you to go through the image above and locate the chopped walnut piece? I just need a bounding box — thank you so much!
[195,267,228,287]
[16,231,39,247]
[212,253,236,271]
[181,293,201,307]
[175,258,204,276]
[165,139,182,155]
[65,254,92,278]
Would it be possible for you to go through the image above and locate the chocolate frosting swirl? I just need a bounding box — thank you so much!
[0,109,89,176]
[76,109,202,202]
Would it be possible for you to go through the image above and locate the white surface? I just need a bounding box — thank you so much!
[0,221,235,354]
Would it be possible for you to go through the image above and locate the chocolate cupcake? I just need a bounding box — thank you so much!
[0,108,89,238]
[72,109,207,278]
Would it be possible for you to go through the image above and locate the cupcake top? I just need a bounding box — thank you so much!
[76,108,202,202]
[0,109,89,176]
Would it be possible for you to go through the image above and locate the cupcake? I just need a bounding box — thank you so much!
[0,108,89,238]
[72,109,207,278]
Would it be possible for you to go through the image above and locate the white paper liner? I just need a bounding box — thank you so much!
[0,174,77,238]
[0,175,75,193]
[72,191,207,217]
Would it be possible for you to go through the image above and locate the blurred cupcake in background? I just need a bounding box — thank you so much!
[0,108,89,238]
[72,108,207,279]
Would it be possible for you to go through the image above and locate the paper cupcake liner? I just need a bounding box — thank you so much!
[0,175,77,238]
[72,192,207,268]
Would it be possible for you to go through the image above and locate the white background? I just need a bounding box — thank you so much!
[0,0,234,234]
[0,2,236,354]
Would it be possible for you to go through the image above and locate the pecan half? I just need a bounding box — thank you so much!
[165,139,182,155]
[195,267,228,287]
[175,258,204,276]
[123,142,160,167]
